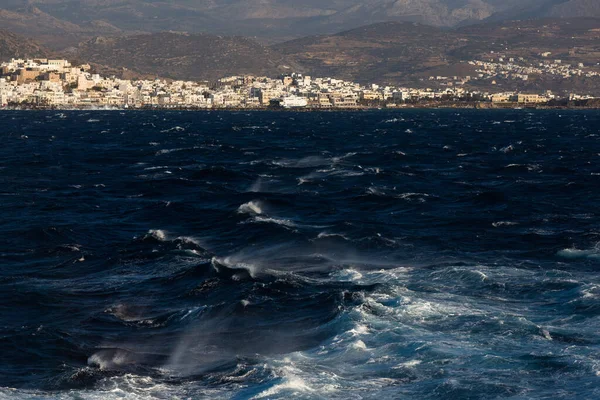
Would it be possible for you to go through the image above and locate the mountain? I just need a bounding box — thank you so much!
[3,12,600,95]
[0,28,50,61]
[547,0,600,18]
[2,0,599,45]
[273,22,454,84]
[52,16,600,92]
[0,3,122,49]
[273,18,600,92]
[71,32,299,82]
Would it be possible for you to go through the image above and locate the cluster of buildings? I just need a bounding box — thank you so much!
[469,57,599,83]
[0,58,597,109]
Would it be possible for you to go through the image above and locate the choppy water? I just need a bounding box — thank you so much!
[1,110,600,399]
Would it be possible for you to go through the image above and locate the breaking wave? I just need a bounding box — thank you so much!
[2,109,600,399]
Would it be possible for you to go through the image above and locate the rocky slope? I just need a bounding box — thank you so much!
[0,28,50,61]
[71,32,300,82]
[2,0,600,44]
[0,3,122,49]
[273,17,600,91]
[547,0,600,19]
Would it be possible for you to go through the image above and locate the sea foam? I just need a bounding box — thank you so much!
[237,200,264,215]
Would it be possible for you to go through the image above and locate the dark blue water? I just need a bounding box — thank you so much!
[1,110,600,399]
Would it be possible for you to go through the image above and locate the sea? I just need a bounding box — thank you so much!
[1,109,599,399]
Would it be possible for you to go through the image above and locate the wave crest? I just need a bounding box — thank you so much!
[237,200,264,215]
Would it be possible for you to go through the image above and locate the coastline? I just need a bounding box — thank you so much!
[2,102,600,111]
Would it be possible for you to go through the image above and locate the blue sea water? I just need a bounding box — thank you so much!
[1,109,600,399]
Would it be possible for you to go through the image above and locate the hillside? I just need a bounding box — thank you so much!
[273,22,455,84]
[0,0,598,44]
[273,18,600,92]
[71,32,299,82]
[2,13,600,95]
[0,4,122,49]
[547,0,600,18]
[0,28,50,61]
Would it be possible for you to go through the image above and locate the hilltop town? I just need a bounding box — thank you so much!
[1,58,599,110]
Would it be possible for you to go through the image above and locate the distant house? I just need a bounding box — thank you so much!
[491,93,514,103]
[517,94,545,104]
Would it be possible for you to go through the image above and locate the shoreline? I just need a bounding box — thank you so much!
[2,102,600,112]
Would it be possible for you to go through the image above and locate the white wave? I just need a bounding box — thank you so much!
[252,365,316,399]
[148,229,167,241]
[273,156,329,168]
[155,148,183,155]
[252,376,313,399]
[317,232,350,241]
[105,304,142,322]
[505,163,541,172]
[212,256,258,278]
[500,145,514,153]
[155,146,199,156]
[176,236,202,247]
[349,324,370,336]
[397,192,429,203]
[540,328,553,341]
[88,349,135,370]
[351,340,368,350]
[398,192,429,199]
[332,152,357,163]
[366,186,386,196]
[393,360,422,369]
[252,216,296,228]
[87,119,100,123]
[0,374,213,399]
[492,221,519,227]
[473,270,488,281]
[241,125,269,130]
[237,200,264,215]
[369,293,486,322]
[160,126,185,133]
[61,244,81,252]
[580,284,600,299]
[557,247,600,260]
[364,167,382,174]
[333,268,363,282]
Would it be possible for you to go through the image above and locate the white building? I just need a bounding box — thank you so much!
[280,95,308,108]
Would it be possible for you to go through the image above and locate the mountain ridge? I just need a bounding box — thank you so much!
[3,16,600,95]
[71,31,301,82]
[2,0,600,45]
[0,28,50,61]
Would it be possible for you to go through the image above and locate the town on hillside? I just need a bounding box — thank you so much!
[1,58,598,109]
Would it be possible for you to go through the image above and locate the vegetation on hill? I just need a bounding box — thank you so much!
[72,32,300,82]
